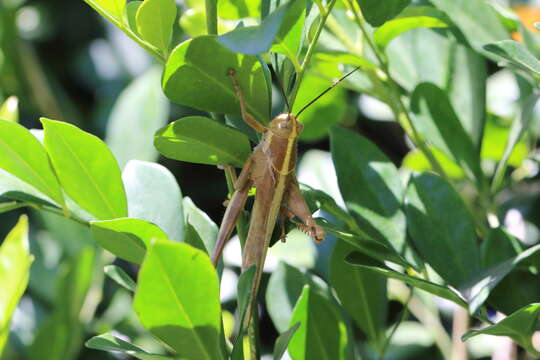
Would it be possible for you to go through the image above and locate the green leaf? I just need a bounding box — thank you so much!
[345,252,467,307]
[0,215,32,356]
[230,265,256,360]
[86,333,173,360]
[274,323,301,360]
[459,244,540,315]
[106,66,170,169]
[485,40,540,76]
[429,0,509,55]
[330,127,406,254]
[0,201,26,214]
[405,173,480,287]
[154,116,251,167]
[122,160,184,242]
[42,118,127,219]
[126,1,142,36]
[292,75,347,141]
[0,119,64,207]
[104,265,136,292]
[134,241,223,360]
[287,286,348,359]
[330,241,387,349]
[83,0,126,21]
[402,147,465,179]
[410,83,483,182]
[217,0,259,19]
[462,303,540,356]
[374,16,448,49]
[355,0,411,27]
[481,114,528,168]
[162,35,270,123]
[271,0,305,62]
[183,197,219,256]
[492,94,539,191]
[218,4,289,55]
[136,0,177,54]
[0,96,18,123]
[91,218,168,265]
[481,227,521,268]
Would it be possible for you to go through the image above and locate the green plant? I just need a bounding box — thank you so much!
[2,0,540,359]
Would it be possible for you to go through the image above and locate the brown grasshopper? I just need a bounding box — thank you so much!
[211,66,360,309]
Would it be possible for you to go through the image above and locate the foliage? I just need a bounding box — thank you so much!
[2,0,540,359]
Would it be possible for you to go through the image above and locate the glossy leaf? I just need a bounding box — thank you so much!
[86,333,173,360]
[0,216,32,356]
[330,241,387,349]
[374,16,448,49]
[154,116,251,168]
[410,83,482,182]
[429,0,508,55]
[462,303,540,356]
[162,36,270,123]
[0,96,18,123]
[330,127,406,254]
[287,286,348,359]
[356,0,411,27]
[274,323,301,360]
[183,197,219,256]
[83,0,126,21]
[460,244,540,314]
[91,218,168,265]
[345,252,467,307]
[42,118,127,219]
[0,119,64,207]
[134,241,223,360]
[104,265,136,292]
[293,75,347,141]
[123,160,184,242]
[485,40,540,76]
[405,173,480,287]
[106,66,170,169]
[218,5,289,55]
[136,0,176,53]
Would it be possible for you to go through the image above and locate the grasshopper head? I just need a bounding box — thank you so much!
[269,113,303,138]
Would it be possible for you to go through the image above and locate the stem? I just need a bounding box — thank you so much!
[32,204,90,227]
[451,307,469,360]
[205,0,218,35]
[379,289,413,360]
[289,0,338,108]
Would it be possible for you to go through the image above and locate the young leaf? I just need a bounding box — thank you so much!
[162,36,270,123]
[83,0,126,22]
[42,118,127,219]
[330,241,387,349]
[91,218,168,265]
[134,241,223,360]
[485,40,540,76]
[345,252,467,307]
[405,173,480,288]
[459,244,540,315]
[0,119,64,207]
[462,303,540,356]
[0,216,32,356]
[410,82,483,183]
[154,116,251,168]
[136,0,177,54]
[374,16,448,49]
[122,160,184,242]
[106,66,170,169]
[86,333,173,360]
[273,323,301,360]
[330,127,406,254]
[0,96,19,123]
[287,286,348,359]
[356,0,411,27]
[104,265,136,292]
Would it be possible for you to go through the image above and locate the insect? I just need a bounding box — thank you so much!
[211,65,361,323]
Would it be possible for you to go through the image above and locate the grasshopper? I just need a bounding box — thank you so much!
[211,66,360,316]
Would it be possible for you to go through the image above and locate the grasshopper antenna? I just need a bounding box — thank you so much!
[270,65,291,113]
[296,65,362,117]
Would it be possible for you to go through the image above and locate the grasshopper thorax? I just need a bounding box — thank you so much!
[269,113,303,138]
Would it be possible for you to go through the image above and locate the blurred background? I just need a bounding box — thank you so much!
[2,0,540,359]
